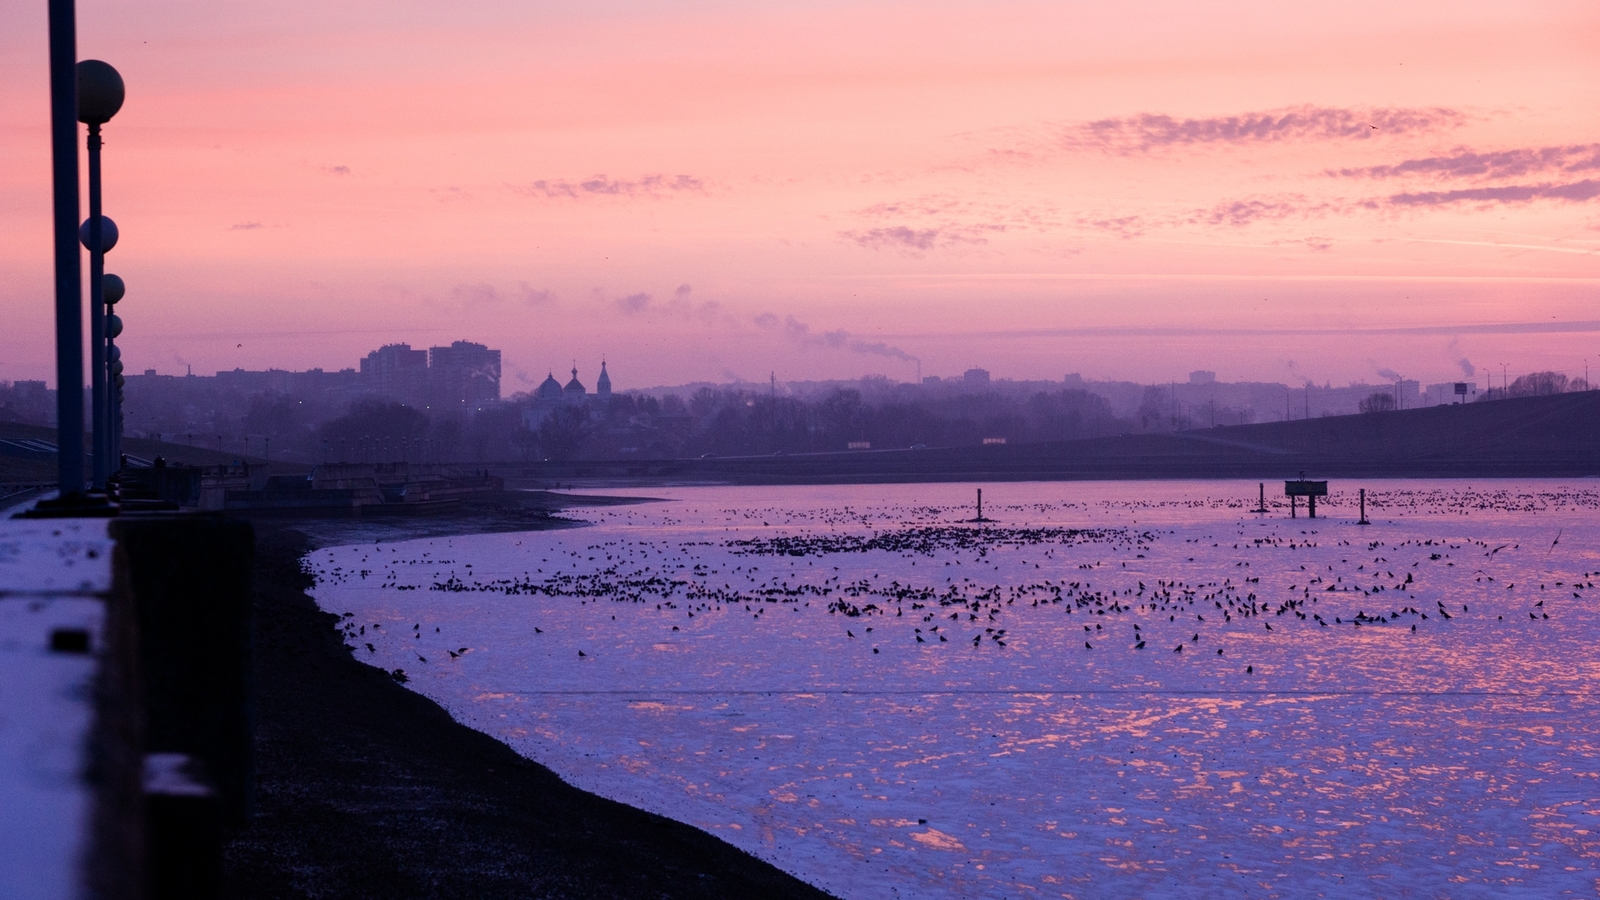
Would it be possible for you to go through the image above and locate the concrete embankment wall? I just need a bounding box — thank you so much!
[0,514,254,900]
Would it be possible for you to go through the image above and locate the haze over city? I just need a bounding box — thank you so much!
[15,3,1600,899]
[3,0,1599,391]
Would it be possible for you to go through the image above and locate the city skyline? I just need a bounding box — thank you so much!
[2,1,1597,390]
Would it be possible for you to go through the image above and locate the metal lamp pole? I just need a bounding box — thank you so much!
[105,297,125,465]
[82,67,120,477]
[46,0,84,499]
[81,210,120,481]
[104,276,125,470]
[78,59,124,487]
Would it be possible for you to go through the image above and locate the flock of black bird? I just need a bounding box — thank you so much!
[308,491,1594,679]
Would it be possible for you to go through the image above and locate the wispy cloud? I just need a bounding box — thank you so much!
[510,174,707,199]
[880,320,1600,340]
[322,165,352,177]
[1190,197,1332,227]
[754,313,919,363]
[616,291,652,314]
[229,221,262,231]
[607,284,721,321]
[1067,105,1465,154]
[1387,180,1600,207]
[1171,176,1600,231]
[515,282,555,306]
[841,194,1054,254]
[450,282,500,307]
[1077,215,1146,239]
[1333,144,1600,181]
[841,226,989,253]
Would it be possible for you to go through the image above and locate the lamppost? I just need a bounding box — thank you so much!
[43,0,86,504]
[78,59,124,488]
[107,301,125,464]
[104,275,125,470]
[1501,363,1509,397]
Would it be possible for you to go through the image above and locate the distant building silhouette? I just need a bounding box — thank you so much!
[354,341,501,409]
[427,341,502,409]
[523,361,612,428]
[563,366,586,401]
[360,344,430,407]
[963,368,990,386]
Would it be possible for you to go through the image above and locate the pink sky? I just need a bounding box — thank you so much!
[2,0,1598,392]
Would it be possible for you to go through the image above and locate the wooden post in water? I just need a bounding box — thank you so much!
[1290,495,1297,518]
[1308,492,1317,519]
[976,488,982,521]
[1359,488,1370,525]
[1253,482,1267,513]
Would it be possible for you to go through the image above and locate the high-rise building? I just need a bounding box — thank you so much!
[427,341,502,409]
[360,344,429,407]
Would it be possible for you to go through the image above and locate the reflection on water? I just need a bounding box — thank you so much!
[311,481,1600,898]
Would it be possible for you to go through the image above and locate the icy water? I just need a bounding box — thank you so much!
[309,481,1600,899]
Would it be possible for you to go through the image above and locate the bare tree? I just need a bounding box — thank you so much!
[1359,391,1395,414]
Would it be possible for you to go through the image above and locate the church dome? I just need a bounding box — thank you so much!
[536,372,562,401]
[564,366,586,397]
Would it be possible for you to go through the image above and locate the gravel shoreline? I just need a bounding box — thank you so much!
[223,495,836,900]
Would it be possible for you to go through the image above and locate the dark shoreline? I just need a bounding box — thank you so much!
[223,493,836,900]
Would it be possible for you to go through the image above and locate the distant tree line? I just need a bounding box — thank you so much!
[1479,371,1591,400]
[528,385,1126,461]
[145,384,1127,464]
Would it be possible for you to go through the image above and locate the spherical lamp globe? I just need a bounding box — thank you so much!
[79,216,119,253]
[76,60,125,125]
[102,273,126,305]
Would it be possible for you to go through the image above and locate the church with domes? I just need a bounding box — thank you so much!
[524,361,612,427]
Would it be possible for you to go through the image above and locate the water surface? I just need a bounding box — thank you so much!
[311,480,1600,898]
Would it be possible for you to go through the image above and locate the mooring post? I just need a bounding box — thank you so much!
[976,488,982,521]
[1359,488,1369,525]
[1255,482,1267,513]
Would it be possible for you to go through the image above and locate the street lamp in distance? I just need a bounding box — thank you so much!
[78,59,125,489]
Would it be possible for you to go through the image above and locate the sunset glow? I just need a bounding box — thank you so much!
[3,0,1598,389]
